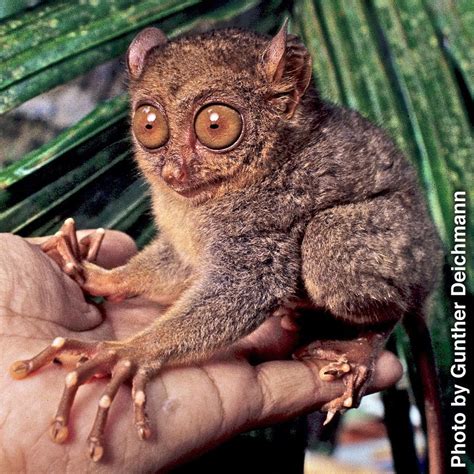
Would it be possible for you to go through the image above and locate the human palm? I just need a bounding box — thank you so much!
[0,231,402,472]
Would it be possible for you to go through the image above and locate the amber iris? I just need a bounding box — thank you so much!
[133,105,169,149]
[195,104,242,150]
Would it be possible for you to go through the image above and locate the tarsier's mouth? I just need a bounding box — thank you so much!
[172,176,225,199]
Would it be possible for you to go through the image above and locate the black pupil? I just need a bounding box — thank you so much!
[210,123,219,129]
[145,124,153,129]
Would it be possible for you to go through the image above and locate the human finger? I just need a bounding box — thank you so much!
[232,316,299,361]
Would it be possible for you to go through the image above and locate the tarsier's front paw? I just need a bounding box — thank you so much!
[40,218,130,301]
[40,217,105,286]
[293,336,381,425]
[9,337,155,462]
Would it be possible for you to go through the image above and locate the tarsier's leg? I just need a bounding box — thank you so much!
[298,196,427,422]
[41,218,192,303]
[276,299,393,422]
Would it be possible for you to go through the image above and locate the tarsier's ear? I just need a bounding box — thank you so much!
[127,27,168,79]
[261,20,312,118]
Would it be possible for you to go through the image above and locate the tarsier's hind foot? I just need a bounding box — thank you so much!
[9,337,154,462]
[40,217,105,285]
[293,334,385,424]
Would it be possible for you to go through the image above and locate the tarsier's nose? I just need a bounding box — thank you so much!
[162,161,188,187]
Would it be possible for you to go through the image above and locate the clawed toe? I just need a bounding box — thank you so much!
[323,409,338,425]
[319,362,371,424]
[294,338,376,425]
[318,360,351,381]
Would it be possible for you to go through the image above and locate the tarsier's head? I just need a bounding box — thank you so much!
[126,22,314,203]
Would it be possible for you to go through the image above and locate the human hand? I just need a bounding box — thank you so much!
[0,232,402,472]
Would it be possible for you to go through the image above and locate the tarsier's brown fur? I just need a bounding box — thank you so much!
[11,24,446,471]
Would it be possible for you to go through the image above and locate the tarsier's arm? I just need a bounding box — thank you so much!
[42,219,191,303]
[11,228,298,460]
[122,252,283,366]
[98,229,298,365]
[80,236,192,304]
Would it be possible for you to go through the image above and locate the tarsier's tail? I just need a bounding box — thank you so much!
[403,312,447,474]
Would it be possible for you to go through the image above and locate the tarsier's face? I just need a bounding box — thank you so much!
[127,26,312,202]
[131,97,246,199]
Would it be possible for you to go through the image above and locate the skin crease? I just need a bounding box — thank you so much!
[0,231,402,472]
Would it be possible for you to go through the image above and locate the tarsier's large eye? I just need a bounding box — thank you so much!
[194,104,243,150]
[133,104,169,149]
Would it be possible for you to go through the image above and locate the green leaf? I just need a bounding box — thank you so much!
[0,0,136,61]
[292,0,343,104]
[370,0,473,250]
[423,0,474,100]
[0,0,199,91]
[0,94,129,189]
[0,0,284,241]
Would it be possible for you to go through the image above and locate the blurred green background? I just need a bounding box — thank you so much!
[0,1,472,472]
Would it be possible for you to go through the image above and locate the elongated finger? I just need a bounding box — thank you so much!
[132,369,153,440]
[87,359,134,462]
[50,350,117,444]
[80,228,105,262]
[9,337,97,379]
[30,230,137,268]
[62,218,80,257]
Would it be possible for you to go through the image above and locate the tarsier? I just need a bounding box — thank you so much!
[10,23,445,472]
